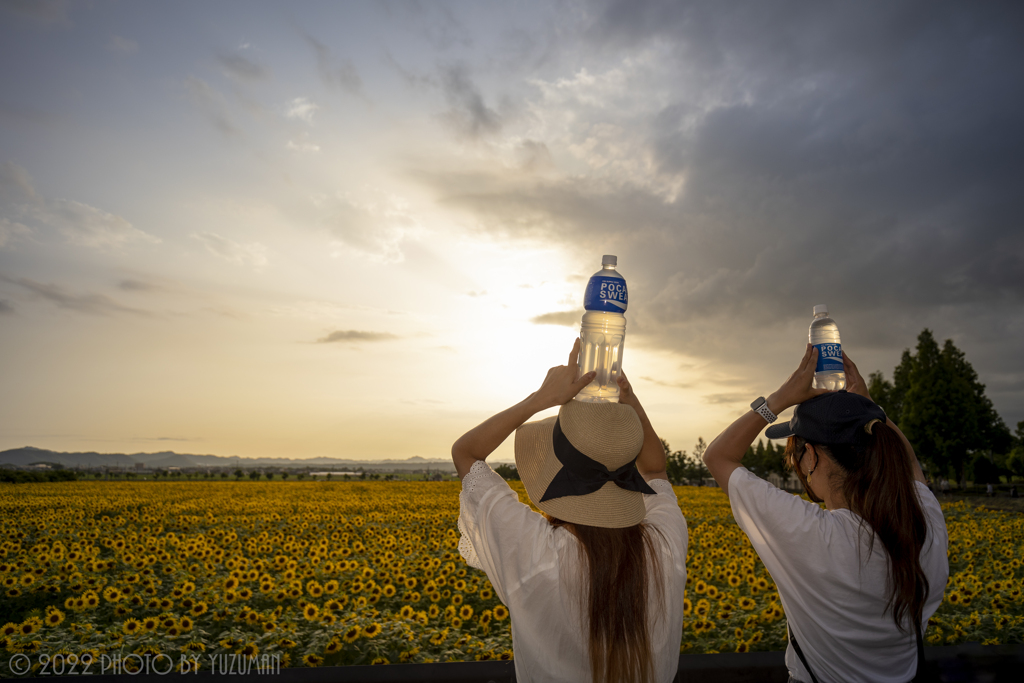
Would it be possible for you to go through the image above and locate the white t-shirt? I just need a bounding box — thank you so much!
[458,460,689,683]
[728,467,949,683]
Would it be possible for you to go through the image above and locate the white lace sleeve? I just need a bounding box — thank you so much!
[458,460,503,570]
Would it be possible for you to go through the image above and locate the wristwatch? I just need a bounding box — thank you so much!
[750,396,777,424]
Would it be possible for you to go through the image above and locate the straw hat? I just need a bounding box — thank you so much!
[515,400,648,528]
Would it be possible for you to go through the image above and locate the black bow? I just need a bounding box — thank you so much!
[539,418,656,502]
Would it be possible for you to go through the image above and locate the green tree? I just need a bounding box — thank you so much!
[248,470,261,480]
[663,439,688,485]
[872,329,1011,487]
[494,463,520,480]
[234,469,244,480]
[1005,421,1024,480]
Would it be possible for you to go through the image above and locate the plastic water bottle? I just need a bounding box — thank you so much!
[809,304,846,390]
[575,255,627,403]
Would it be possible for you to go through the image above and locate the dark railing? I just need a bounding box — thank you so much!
[22,644,1024,683]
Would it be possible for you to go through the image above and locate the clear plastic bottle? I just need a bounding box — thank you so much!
[575,255,627,403]
[809,304,846,390]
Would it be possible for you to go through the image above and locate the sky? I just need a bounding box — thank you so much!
[1,0,1022,462]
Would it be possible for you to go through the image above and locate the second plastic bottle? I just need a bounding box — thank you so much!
[575,255,627,403]
[809,304,846,390]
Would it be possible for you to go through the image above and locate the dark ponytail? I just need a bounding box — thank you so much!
[786,424,930,632]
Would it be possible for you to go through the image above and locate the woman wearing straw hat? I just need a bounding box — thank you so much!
[702,345,948,683]
[452,339,688,683]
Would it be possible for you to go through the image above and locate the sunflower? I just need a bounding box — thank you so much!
[451,617,463,629]
[459,605,474,620]
[362,623,381,638]
[428,604,441,619]
[342,625,361,643]
[45,610,65,627]
[400,605,415,619]
[122,619,143,635]
[493,605,509,621]
[303,604,319,621]
[142,618,159,632]
[324,639,342,655]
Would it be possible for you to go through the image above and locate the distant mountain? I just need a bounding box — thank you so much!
[0,447,457,471]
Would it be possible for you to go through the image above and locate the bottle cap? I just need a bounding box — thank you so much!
[602,255,617,266]
[813,304,828,315]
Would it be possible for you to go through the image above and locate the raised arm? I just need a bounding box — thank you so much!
[842,352,927,484]
[616,372,668,482]
[703,344,827,497]
[451,339,596,479]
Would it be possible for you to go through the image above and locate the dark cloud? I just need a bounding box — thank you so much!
[438,64,502,140]
[183,78,237,136]
[317,330,398,343]
[0,274,148,316]
[303,33,362,95]
[218,53,269,81]
[530,310,578,327]
[117,279,158,292]
[414,1,1024,424]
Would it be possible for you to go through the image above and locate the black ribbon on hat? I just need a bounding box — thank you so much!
[539,418,656,502]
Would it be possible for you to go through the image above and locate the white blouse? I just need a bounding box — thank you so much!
[458,460,689,683]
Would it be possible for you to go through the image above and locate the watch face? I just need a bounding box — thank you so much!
[750,397,765,411]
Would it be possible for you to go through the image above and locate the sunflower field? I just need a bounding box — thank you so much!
[0,480,1022,676]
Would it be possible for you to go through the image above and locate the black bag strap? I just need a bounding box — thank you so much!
[912,619,928,682]
[789,621,928,683]
[788,624,820,683]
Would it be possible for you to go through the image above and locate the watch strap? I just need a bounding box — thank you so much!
[752,397,777,424]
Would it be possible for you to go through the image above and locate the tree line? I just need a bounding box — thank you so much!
[870,329,1022,488]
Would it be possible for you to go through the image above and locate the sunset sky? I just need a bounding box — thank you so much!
[2,1,1022,462]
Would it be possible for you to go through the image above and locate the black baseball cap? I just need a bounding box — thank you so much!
[765,390,887,445]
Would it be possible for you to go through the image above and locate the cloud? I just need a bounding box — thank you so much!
[117,279,159,292]
[530,310,579,326]
[38,198,159,249]
[285,97,318,123]
[218,53,269,81]
[438,64,502,140]
[407,2,1024,423]
[0,299,13,314]
[0,274,148,316]
[702,393,749,405]
[1,161,159,249]
[0,218,31,248]
[106,36,138,54]
[303,33,362,95]
[286,137,321,153]
[316,190,422,263]
[317,330,398,343]
[192,232,268,268]
[639,376,692,390]
[0,161,39,202]
[183,77,237,136]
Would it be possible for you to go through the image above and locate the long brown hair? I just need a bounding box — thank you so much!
[785,423,929,632]
[546,515,663,683]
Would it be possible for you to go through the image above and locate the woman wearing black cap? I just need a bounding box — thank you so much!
[451,339,688,683]
[703,344,948,683]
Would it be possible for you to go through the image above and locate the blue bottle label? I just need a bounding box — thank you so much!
[814,343,844,373]
[584,275,628,312]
